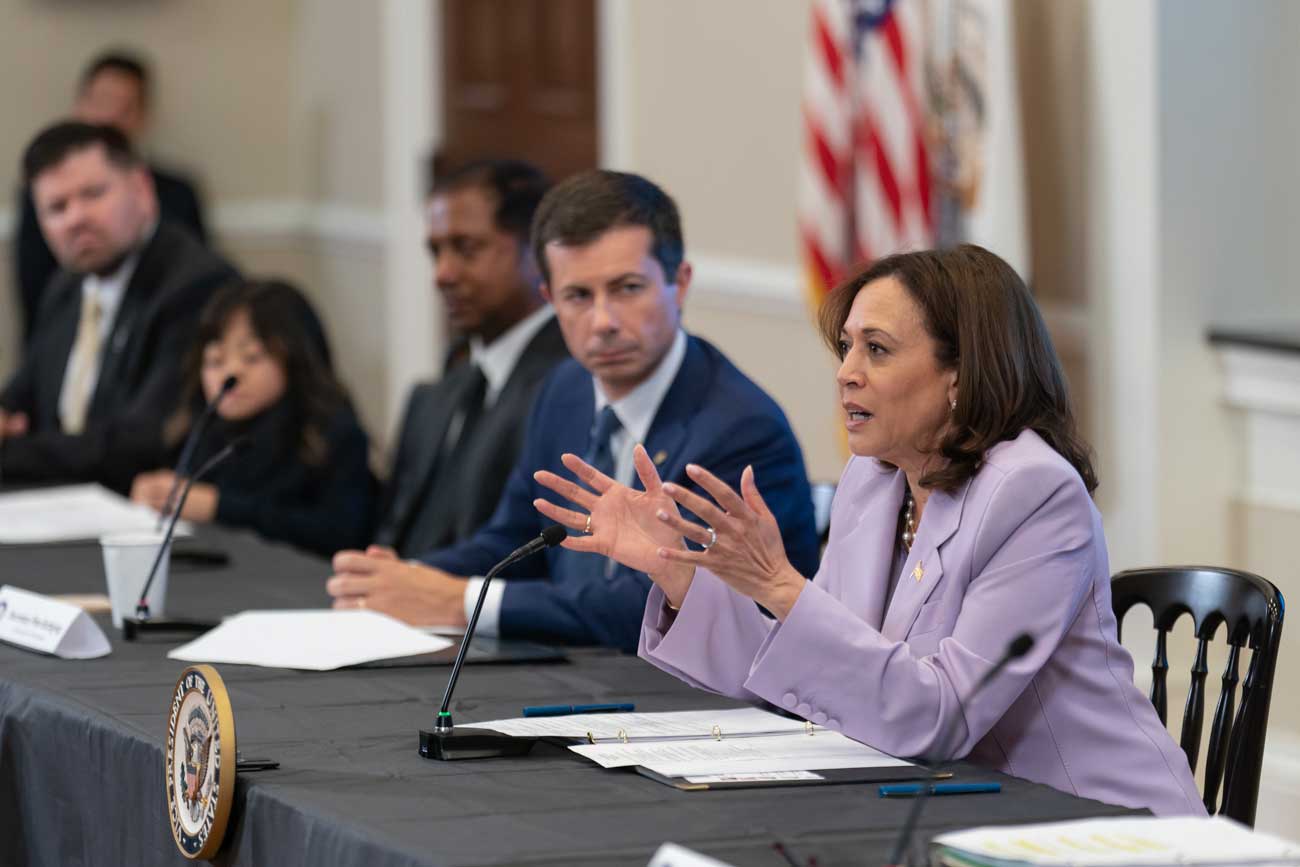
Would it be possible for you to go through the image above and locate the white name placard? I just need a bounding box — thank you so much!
[0,585,111,659]
[646,843,736,867]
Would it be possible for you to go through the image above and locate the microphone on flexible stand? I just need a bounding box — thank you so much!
[121,437,251,641]
[156,375,238,531]
[885,633,1036,867]
[419,523,568,760]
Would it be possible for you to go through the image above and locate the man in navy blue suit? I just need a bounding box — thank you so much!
[326,170,818,652]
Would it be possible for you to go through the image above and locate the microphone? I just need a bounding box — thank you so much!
[419,523,568,760]
[122,437,250,638]
[156,375,238,530]
[885,633,1036,867]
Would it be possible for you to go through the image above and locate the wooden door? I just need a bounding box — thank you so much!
[439,0,598,182]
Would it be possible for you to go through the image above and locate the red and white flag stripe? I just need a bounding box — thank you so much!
[800,0,936,308]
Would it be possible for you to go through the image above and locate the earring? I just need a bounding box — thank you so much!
[950,399,957,412]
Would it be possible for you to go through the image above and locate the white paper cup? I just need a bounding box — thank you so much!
[100,532,172,629]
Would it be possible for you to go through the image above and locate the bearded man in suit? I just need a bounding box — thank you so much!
[0,121,236,490]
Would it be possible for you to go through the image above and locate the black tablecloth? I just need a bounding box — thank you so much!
[0,527,1137,866]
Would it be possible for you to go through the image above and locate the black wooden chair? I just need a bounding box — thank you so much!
[1112,566,1285,825]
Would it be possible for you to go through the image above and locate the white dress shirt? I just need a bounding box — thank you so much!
[438,305,557,449]
[463,329,689,634]
[57,253,139,428]
[468,304,555,408]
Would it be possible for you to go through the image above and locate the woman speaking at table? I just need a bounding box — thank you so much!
[533,245,1204,816]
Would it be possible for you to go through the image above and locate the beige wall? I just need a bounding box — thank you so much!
[619,0,808,265]
[294,0,386,210]
[613,0,848,477]
[0,0,392,444]
[0,0,303,202]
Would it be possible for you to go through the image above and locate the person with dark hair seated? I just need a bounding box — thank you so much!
[130,280,375,558]
[535,245,1205,815]
[0,121,236,491]
[13,49,209,345]
[326,170,819,652]
[373,158,568,558]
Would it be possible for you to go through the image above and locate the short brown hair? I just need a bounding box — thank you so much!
[22,121,141,186]
[530,170,684,285]
[818,245,1097,494]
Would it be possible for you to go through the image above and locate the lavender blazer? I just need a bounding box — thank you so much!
[640,429,1205,816]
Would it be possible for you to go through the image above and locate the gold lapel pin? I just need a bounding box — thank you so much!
[653,450,668,465]
[912,561,925,582]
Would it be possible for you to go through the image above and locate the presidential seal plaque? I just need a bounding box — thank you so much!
[166,664,235,860]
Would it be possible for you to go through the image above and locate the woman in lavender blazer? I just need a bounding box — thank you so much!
[534,245,1203,816]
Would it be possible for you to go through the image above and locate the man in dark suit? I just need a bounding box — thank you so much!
[327,171,819,652]
[373,159,569,557]
[13,51,208,345]
[0,122,237,490]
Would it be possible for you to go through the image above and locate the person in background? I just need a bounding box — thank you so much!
[373,159,568,557]
[536,245,1204,815]
[326,170,819,653]
[13,49,208,344]
[131,280,374,558]
[0,121,235,490]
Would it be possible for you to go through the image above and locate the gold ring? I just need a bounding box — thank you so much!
[584,514,593,535]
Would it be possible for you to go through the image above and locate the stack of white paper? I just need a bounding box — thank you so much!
[168,610,453,670]
[0,484,190,544]
[572,730,910,777]
[932,816,1300,867]
[473,707,815,740]
[471,707,912,777]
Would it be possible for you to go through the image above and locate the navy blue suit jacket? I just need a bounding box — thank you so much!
[420,334,819,653]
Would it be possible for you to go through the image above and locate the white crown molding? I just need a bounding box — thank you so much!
[0,200,387,249]
[209,199,313,239]
[1218,345,1300,416]
[1215,344,1300,514]
[0,200,811,311]
[686,254,805,315]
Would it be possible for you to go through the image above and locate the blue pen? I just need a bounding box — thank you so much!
[878,782,1001,798]
[522,703,635,717]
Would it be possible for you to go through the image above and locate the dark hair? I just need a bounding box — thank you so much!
[79,50,151,104]
[818,244,1098,494]
[530,170,684,285]
[431,158,550,244]
[167,280,348,465]
[22,121,141,186]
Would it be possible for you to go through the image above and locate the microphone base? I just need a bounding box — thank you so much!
[120,616,217,641]
[419,726,536,761]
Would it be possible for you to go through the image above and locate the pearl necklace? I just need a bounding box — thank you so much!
[902,490,917,551]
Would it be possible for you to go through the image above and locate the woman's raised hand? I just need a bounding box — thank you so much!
[655,462,806,620]
[533,444,696,604]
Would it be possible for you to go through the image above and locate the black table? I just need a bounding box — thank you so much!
[0,528,1137,866]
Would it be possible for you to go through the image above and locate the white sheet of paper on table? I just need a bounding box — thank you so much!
[0,484,191,543]
[168,609,453,670]
[472,706,815,741]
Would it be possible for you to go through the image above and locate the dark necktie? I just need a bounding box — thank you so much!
[383,365,488,554]
[443,365,489,463]
[584,405,623,480]
[561,405,623,583]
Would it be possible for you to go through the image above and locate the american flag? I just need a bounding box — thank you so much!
[799,0,936,306]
